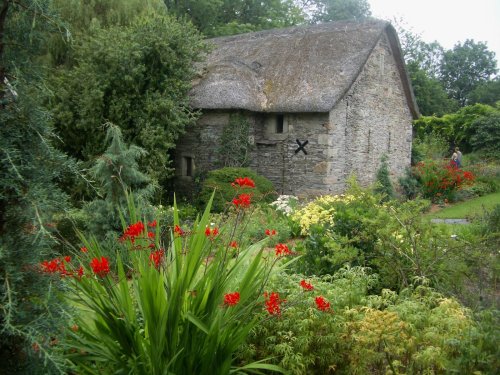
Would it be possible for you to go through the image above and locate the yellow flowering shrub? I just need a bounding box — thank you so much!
[292,194,358,235]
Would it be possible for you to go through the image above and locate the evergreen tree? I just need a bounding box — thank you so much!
[0,1,71,372]
[83,124,157,239]
[374,155,395,201]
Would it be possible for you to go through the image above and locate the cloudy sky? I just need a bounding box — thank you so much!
[369,0,500,61]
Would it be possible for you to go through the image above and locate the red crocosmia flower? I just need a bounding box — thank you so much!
[90,256,110,277]
[64,256,71,263]
[223,292,240,306]
[315,296,331,312]
[275,243,291,256]
[231,177,256,188]
[205,227,219,240]
[229,241,238,248]
[121,221,145,243]
[148,220,157,227]
[300,280,314,291]
[265,229,277,236]
[264,292,284,316]
[148,231,154,239]
[174,225,184,237]
[40,258,66,275]
[149,249,165,269]
[232,193,251,208]
[80,247,88,253]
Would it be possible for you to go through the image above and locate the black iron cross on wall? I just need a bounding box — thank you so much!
[294,139,308,155]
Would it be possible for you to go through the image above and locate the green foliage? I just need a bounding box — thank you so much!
[82,124,157,240]
[373,154,394,200]
[398,167,422,200]
[413,103,499,153]
[198,167,276,212]
[50,13,206,199]
[164,0,305,37]
[310,0,371,23]
[407,62,459,116]
[439,39,498,106]
[0,1,71,372]
[216,113,253,168]
[468,79,500,106]
[240,269,499,374]
[469,111,500,158]
[60,193,286,374]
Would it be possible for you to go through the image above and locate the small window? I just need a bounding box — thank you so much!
[276,114,284,134]
[183,156,193,177]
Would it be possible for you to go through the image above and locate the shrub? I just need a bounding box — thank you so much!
[239,269,498,374]
[198,167,276,212]
[413,160,475,202]
[42,189,289,374]
[373,154,394,200]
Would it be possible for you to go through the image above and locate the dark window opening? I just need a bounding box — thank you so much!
[276,114,284,134]
[184,156,193,177]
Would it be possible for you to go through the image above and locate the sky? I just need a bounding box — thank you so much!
[369,0,500,61]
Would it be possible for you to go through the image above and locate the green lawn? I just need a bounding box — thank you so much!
[426,191,500,220]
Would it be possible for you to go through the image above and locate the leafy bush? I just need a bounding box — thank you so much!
[198,167,276,212]
[239,269,499,374]
[373,154,395,200]
[413,160,475,202]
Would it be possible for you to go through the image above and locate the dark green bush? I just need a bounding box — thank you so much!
[197,167,276,212]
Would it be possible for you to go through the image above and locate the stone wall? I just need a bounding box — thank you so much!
[174,111,331,198]
[329,33,413,189]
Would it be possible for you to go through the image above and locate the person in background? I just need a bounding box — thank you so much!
[451,149,458,168]
[455,147,462,168]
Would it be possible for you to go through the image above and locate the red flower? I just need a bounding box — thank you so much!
[229,241,238,248]
[148,220,157,227]
[121,221,145,243]
[90,256,110,277]
[275,243,291,256]
[174,225,184,237]
[265,229,277,236]
[40,257,70,276]
[148,231,155,239]
[231,177,256,188]
[232,193,251,208]
[223,292,240,306]
[205,227,219,240]
[64,256,71,263]
[80,247,88,253]
[265,292,284,316]
[315,296,331,312]
[300,280,314,291]
[149,249,165,269]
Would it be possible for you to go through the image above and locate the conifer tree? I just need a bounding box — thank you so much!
[83,124,157,239]
[0,1,71,372]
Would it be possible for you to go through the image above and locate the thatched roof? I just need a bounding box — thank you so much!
[190,19,418,118]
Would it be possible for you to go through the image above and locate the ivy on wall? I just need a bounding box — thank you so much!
[216,112,253,167]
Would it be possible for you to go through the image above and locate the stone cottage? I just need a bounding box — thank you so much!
[175,19,419,197]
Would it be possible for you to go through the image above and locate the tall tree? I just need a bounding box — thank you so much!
[50,12,205,201]
[0,0,71,372]
[392,19,457,115]
[440,39,498,106]
[164,0,305,36]
[308,0,371,23]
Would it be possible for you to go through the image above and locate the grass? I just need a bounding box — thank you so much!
[426,191,500,220]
